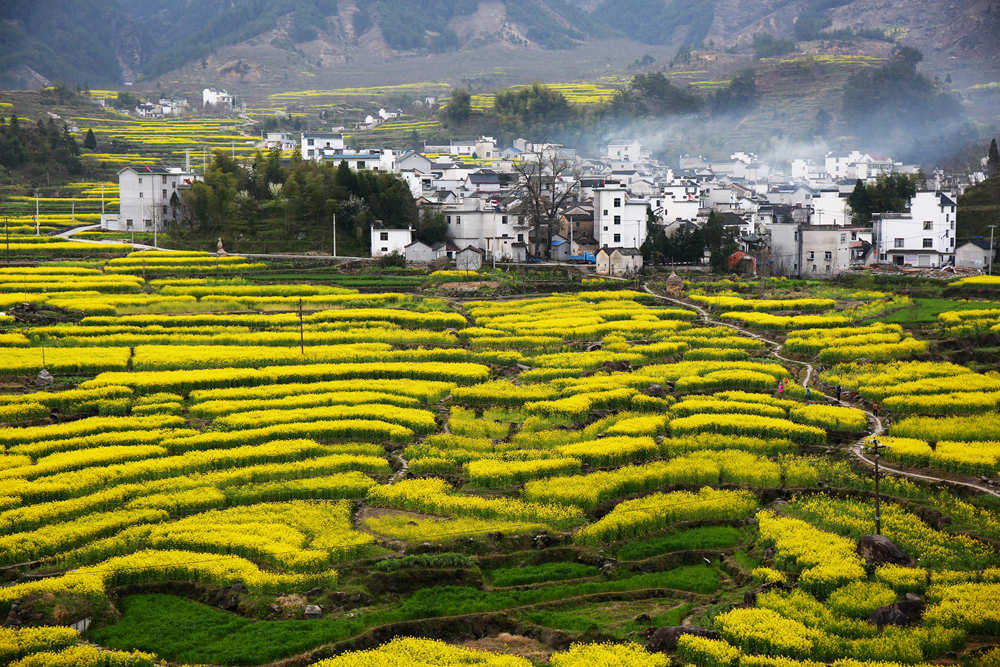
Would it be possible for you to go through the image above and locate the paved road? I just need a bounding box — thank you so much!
[642,283,1000,499]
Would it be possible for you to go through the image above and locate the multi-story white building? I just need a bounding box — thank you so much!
[441,197,530,262]
[300,132,345,160]
[768,223,868,278]
[261,132,297,151]
[594,184,648,249]
[606,141,642,163]
[100,166,201,233]
[202,88,233,109]
[871,191,958,267]
[811,189,852,226]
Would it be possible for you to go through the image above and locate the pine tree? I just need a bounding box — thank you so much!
[988,138,1000,177]
[84,128,97,150]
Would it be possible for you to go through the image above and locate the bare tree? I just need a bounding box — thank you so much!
[513,150,580,258]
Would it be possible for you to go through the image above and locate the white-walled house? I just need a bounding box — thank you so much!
[596,247,643,276]
[871,191,958,267]
[327,150,396,173]
[301,132,345,161]
[202,88,233,109]
[441,197,531,261]
[811,189,851,226]
[370,225,413,257]
[404,240,447,263]
[594,184,649,249]
[767,223,864,278]
[606,141,642,163]
[397,152,433,172]
[101,166,201,232]
[474,137,497,159]
[955,240,994,269]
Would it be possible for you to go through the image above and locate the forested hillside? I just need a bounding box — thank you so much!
[1,0,997,90]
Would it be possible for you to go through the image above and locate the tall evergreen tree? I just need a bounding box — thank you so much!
[989,138,1000,177]
[83,128,97,150]
[848,179,872,224]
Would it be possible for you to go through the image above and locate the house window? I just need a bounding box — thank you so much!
[126,219,133,228]
[456,217,461,224]
[517,233,524,242]
[162,189,167,198]
[501,216,507,225]
[603,210,608,216]
[138,192,143,198]
[614,216,621,225]
[603,226,608,231]
[162,175,167,184]
[812,264,817,272]
[613,198,621,207]
[851,231,857,240]
[824,251,832,261]
[807,251,815,260]
[840,234,846,243]
[380,232,389,241]
[357,161,365,169]
[826,265,831,273]
[922,238,933,248]
[613,233,621,243]
[923,221,933,230]
[894,238,904,248]
[380,247,388,252]
[307,139,314,146]
[138,177,142,184]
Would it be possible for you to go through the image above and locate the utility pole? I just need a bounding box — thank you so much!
[988,224,998,275]
[331,213,336,257]
[865,438,890,535]
[5,217,9,263]
[35,191,39,235]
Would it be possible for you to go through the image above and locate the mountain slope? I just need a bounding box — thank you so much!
[1,0,997,94]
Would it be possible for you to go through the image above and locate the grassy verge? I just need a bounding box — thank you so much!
[879,298,1000,324]
[616,526,744,561]
[90,565,718,664]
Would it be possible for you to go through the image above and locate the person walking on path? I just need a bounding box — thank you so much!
[836,385,842,402]
[777,378,784,396]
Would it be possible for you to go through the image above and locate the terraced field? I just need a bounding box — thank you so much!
[1,261,999,666]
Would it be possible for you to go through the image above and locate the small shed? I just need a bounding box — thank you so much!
[455,245,485,271]
[404,240,437,263]
[955,239,994,269]
[551,234,570,261]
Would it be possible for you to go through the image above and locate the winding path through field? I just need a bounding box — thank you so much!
[641,283,1000,499]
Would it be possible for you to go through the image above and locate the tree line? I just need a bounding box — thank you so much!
[175,150,428,254]
[443,70,758,149]
[0,115,83,183]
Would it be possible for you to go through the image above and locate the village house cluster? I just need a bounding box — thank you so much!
[101,127,994,276]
